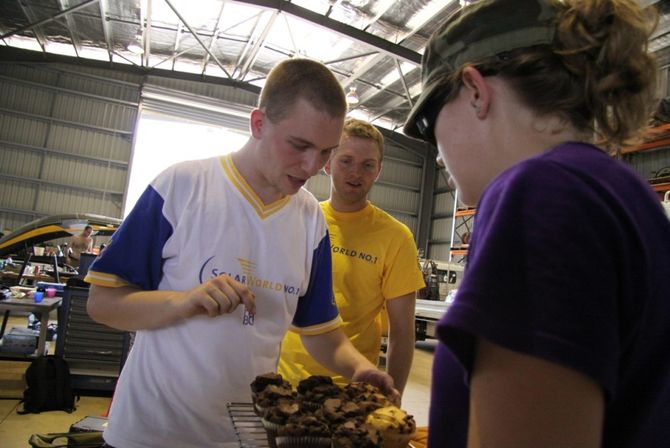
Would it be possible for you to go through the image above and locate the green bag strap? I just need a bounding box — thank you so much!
[28,431,104,448]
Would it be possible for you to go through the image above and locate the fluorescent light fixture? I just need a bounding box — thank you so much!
[346,87,359,105]
[127,33,144,55]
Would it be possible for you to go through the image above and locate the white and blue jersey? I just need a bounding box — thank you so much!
[86,154,341,447]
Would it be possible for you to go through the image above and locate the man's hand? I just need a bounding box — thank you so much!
[175,274,256,319]
[352,368,401,406]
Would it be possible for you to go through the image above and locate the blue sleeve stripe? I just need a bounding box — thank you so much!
[89,186,173,290]
[292,231,340,328]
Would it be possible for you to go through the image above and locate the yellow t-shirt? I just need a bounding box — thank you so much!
[278,201,425,386]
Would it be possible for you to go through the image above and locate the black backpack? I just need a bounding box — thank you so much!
[18,355,77,414]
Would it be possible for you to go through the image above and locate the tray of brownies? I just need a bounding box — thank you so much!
[228,372,416,448]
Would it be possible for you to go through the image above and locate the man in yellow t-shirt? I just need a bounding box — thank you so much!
[279,118,425,395]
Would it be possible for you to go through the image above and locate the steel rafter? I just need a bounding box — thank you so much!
[349,1,458,106]
[232,12,264,79]
[143,0,153,67]
[16,1,47,51]
[1,0,100,40]
[201,1,227,75]
[164,0,232,78]
[232,0,421,65]
[57,0,84,56]
[237,10,279,81]
[98,0,113,62]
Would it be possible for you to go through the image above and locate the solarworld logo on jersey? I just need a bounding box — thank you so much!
[198,256,302,296]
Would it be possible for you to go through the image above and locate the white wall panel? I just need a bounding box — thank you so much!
[428,243,450,261]
[305,173,330,201]
[57,74,140,104]
[47,126,131,161]
[0,82,54,116]
[36,185,119,216]
[0,178,36,210]
[0,114,49,146]
[369,186,419,214]
[625,146,670,179]
[390,213,418,237]
[53,95,136,131]
[379,159,421,187]
[0,62,137,230]
[0,64,59,85]
[42,155,126,192]
[434,168,450,190]
[385,142,423,165]
[146,75,259,109]
[433,191,454,216]
[430,217,452,241]
[0,146,41,178]
[0,210,32,234]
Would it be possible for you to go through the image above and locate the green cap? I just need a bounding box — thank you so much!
[403,0,558,141]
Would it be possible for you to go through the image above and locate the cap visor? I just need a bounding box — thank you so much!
[403,78,443,140]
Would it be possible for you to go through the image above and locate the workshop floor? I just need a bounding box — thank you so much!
[0,313,436,447]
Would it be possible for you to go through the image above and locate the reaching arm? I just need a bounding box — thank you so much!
[87,275,256,332]
[385,292,417,395]
[301,328,400,403]
[467,337,604,448]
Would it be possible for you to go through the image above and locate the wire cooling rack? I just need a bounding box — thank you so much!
[227,402,270,448]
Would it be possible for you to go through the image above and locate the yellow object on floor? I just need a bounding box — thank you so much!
[410,426,428,448]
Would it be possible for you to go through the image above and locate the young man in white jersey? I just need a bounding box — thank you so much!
[279,118,425,396]
[85,60,398,448]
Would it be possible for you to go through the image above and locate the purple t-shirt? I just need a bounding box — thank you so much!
[430,142,670,447]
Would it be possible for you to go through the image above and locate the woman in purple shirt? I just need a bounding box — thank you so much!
[404,0,670,447]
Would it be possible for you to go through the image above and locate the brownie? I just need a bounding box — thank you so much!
[318,397,366,427]
[296,375,334,394]
[342,382,380,400]
[256,384,296,408]
[251,372,291,394]
[276,414,331,438]
[262,399,302,425]
[332,420,382,448]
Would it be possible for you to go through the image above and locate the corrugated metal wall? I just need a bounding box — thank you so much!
[427,167,455,262]
[624,146,670,181]
[0,61,430,244]
[0,62,141,233]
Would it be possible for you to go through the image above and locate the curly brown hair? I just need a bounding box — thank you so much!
[443,0,658,149]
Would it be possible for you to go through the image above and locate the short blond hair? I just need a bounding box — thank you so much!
[259,59,347,123]
[342,118,385,160]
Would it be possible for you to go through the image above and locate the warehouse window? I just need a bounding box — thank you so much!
[124,112,248,216]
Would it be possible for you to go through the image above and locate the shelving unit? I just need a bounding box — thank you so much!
[449,190,475,263]
[623,123,670,197]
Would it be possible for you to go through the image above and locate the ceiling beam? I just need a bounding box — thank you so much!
[232,0,421,65]
[232,12,264,79]
[57,0,84,57]
[143,0,153,68]
[98,0,113,62]
[171,22,183,71]
[164,0,232,78]
[0,46,260,96]
[202,1,227,75]
[17,2,48,52]
[362,0,395,31]
[237,10,279,81]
